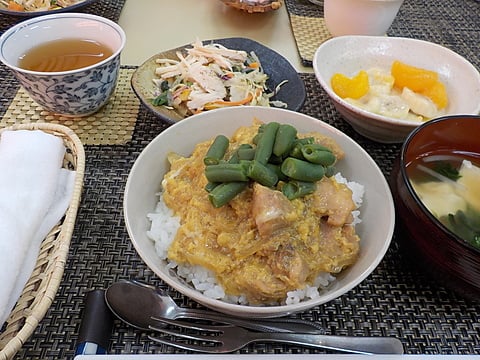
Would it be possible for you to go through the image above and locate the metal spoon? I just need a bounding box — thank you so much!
[105,279,324,334]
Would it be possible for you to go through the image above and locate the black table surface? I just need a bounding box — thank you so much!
[0,0,480,358]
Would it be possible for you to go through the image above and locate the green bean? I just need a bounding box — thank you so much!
[252,133,262,145]
[238,144,253,150]
[204,135,229,166]
[247,160,278,187]
[269,153,284,165]
[208,182,248,208]
[228,151,239,164]
[238,160,253,178]
[205,163,249,183]
[281,157,325,182]
[324,165,336,177]
[301,144,336,166]
[204,181,219,193]
[296,137,315,145]
[254,122,279,164]
[289,137,314,159]
[252,124,266,145]
[237,144,256,160]
[301,143,331,153]
[289,144,304,160]
[282,181,317,200]
[273,124,297,157]
[266,163,289,182]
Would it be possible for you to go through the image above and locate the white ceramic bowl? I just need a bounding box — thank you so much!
[124,106,395,318]
[313,36,480,143]
[324,0,403,37]
[0,13,126,117]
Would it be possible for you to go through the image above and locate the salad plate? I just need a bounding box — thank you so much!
[131,37,306,124]
[0,0,97,16]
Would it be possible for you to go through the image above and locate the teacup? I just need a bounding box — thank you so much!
[0,13,126,117]
[324,0,403,37]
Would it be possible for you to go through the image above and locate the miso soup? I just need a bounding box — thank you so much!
[18,38,113,72]
[407,151,480,249]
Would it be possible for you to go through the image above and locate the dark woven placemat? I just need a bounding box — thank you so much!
[12,72,480,359]
[285,0,480,68]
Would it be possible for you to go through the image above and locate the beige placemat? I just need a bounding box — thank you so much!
[289,13,332,66]
[1,67,140,146]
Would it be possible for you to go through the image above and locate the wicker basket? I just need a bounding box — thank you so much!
[220,0,282,13]
[0,123,85,360]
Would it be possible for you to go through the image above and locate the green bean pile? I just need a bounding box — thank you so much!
[203,122,337,208]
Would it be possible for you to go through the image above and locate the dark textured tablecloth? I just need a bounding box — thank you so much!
[1,0,480,358]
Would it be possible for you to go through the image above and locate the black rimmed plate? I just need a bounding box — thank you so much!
[0,0,97,16]
[131,37,306,124]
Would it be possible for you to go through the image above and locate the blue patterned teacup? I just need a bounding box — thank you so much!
[0,13,126,117]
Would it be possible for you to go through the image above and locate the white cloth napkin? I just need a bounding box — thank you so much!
[0,130,76,328]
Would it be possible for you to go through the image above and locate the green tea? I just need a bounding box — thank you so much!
[19,38,113,72]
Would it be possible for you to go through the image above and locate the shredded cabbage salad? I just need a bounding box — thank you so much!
[2,0,83,11]
[151,39,288,117]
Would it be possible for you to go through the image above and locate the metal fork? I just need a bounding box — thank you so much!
[148,317,404,354]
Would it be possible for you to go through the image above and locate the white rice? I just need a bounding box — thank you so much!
[146,172,364,305]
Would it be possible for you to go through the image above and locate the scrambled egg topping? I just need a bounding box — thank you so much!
[162,121,360,304]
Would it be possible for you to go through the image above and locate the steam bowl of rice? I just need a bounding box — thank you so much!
[390,115,480,300]
[124,106,395,318]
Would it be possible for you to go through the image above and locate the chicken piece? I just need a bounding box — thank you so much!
[185,61,226,96]
[251,183,296,237]
[223,257,295,304]
[309,219,360,274]
[186,88,223,110]
[310,177,356,226]
[269,245,310,288]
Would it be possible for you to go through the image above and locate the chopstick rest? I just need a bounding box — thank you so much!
[0,130,76,328]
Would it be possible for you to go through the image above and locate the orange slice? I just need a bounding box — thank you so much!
[331,70,370,99]
[419,80,448,109]
[391,60,439,92]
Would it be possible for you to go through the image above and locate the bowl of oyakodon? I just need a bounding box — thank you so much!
[124,106,395,317]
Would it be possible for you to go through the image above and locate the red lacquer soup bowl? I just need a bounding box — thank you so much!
[390,115,480,299]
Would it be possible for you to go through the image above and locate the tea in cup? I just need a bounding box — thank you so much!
[0,13,126,117]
